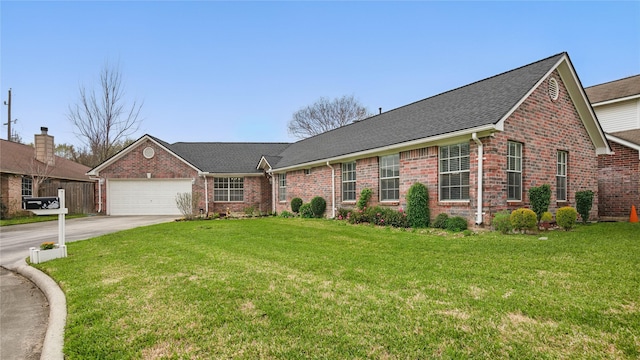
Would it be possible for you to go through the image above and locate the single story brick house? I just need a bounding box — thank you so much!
[1,127,95,216]
[585,75,640,219]
[90,52,611,224]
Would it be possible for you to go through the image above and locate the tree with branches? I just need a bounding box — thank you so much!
[287,95,371,139]
[67,62,143,167]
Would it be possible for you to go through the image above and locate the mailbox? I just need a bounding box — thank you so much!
[23,197,60,210]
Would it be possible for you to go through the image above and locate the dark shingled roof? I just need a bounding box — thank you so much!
[166,142,291,173]
[273,53,565,169]
[585,74,640,104]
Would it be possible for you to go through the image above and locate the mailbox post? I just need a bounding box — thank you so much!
[28,188,69,263]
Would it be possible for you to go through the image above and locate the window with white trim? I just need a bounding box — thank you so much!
[507,141,522,201]
[278,173,286,202]
[21,176,33,198]
[439,143,470,201]
[379,154,399,201]
[213,177,244,202]
[556,151,567,201]
[342,162,356,202]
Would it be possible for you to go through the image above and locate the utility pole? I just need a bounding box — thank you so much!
[3,88,12,141]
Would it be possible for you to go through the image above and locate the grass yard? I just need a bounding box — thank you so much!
[35,219,639,359]
[0,213,87,226]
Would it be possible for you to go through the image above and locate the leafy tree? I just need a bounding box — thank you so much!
[67,61,143,167]
[528,184,551,222]
[287,95,371,139]
[575,190,594,224]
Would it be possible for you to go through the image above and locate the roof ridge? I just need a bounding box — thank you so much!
[585,73,640,89]
[291,52,566,144]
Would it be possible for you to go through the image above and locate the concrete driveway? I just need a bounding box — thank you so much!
[0,215,178,266]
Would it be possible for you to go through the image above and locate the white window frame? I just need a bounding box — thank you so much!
[342,162,357,202]
[439,143,470,201]
[213,177,244,202]
[21,176,33,198]
[507,141,523,201]
[278,173,287,202]
[379,154,400,202]
[556,151,567,202]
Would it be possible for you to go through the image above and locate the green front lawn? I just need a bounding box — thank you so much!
[0,213,87,226]
[35,219,639,359]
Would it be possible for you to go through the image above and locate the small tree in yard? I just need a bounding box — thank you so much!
[575,190,594,224]
[529,184,551,223]
[291,197,303,213]
[176,192,201,220]
[406,182,430,228]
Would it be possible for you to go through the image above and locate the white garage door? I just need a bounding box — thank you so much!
[108,179,192,215]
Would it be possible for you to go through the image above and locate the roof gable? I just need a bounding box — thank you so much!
[273,52,610,170]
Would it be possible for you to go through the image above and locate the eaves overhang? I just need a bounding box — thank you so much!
[270,125,497,173]
[605,134,640,160]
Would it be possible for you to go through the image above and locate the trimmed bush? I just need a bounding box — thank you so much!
[492,210,512,234]
[575,190,594,224]
[510,208,537,233]
[291,198,303,213]
[433,213,449,229]
[279,210,294,218]
[299,203,314,218]
[310,196,327,218]
[529,184,551,222]
[406,182,430,228]
[356,188,373,210]
[556,206,578,231]
[446,216,468,232]
[336,208,350,220]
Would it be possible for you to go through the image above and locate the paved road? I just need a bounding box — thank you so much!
[0,215,178,266]
[0,215,178,360]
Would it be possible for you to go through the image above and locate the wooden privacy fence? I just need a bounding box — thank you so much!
[39,181,95,214]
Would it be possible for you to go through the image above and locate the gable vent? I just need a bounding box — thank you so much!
[143,146,155,159]
[548,77,559,101]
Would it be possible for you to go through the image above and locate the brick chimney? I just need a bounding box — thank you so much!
[34,127,55,166]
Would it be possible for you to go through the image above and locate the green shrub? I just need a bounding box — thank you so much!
[433,213,449,229]
[529,184,551,222]
[406,182,430,228]
[291,198,303,213]
[510,208,537,233]
[492,210,512,234]
[310,196,327,218]
[363,206,409,228]
[336,208,350,220]
[575,190,594,224]
[446,216,468,232]
[356,188,373,210]
[556,206,578,231]
[540,211,553,223]
[244,206,256,217]
[299,203,314,218]
[279,210,294,218]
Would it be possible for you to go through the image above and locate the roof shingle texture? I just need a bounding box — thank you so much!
[0,139,93,181]
[610,129,640,146]
[166,142,291,173]
[274,53,565,169]
[585,74,640,104]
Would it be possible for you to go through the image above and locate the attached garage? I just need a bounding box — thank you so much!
[108,179,192,215]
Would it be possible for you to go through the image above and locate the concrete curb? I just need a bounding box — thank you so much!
[6,259,66,360]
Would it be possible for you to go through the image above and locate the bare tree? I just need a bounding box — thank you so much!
[287,95,371,139]
[67,62,143,167]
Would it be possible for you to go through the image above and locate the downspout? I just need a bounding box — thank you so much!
[269,171,276,214]
[326,161,336,218]
[203,175,209,214]
[472,133,483,225]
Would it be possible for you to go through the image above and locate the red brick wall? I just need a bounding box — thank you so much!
[598,142,640,217]
[274,70,601,225]
[98,139,271,215]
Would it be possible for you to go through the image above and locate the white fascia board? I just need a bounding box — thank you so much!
[591,94,640,107]
[203,173,264,177]
[86,135,202,176]
[270,125,497,173]
[606,134,640,159]
[256,156,272,171]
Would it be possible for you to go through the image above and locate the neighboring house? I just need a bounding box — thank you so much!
[87,137,290,215]
[90,52,611,225]
[0,127,95,217]
[585,75,640,219]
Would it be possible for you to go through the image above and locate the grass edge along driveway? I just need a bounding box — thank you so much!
[35,219,639,359]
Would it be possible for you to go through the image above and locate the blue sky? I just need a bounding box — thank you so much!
[1,1,639,147]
